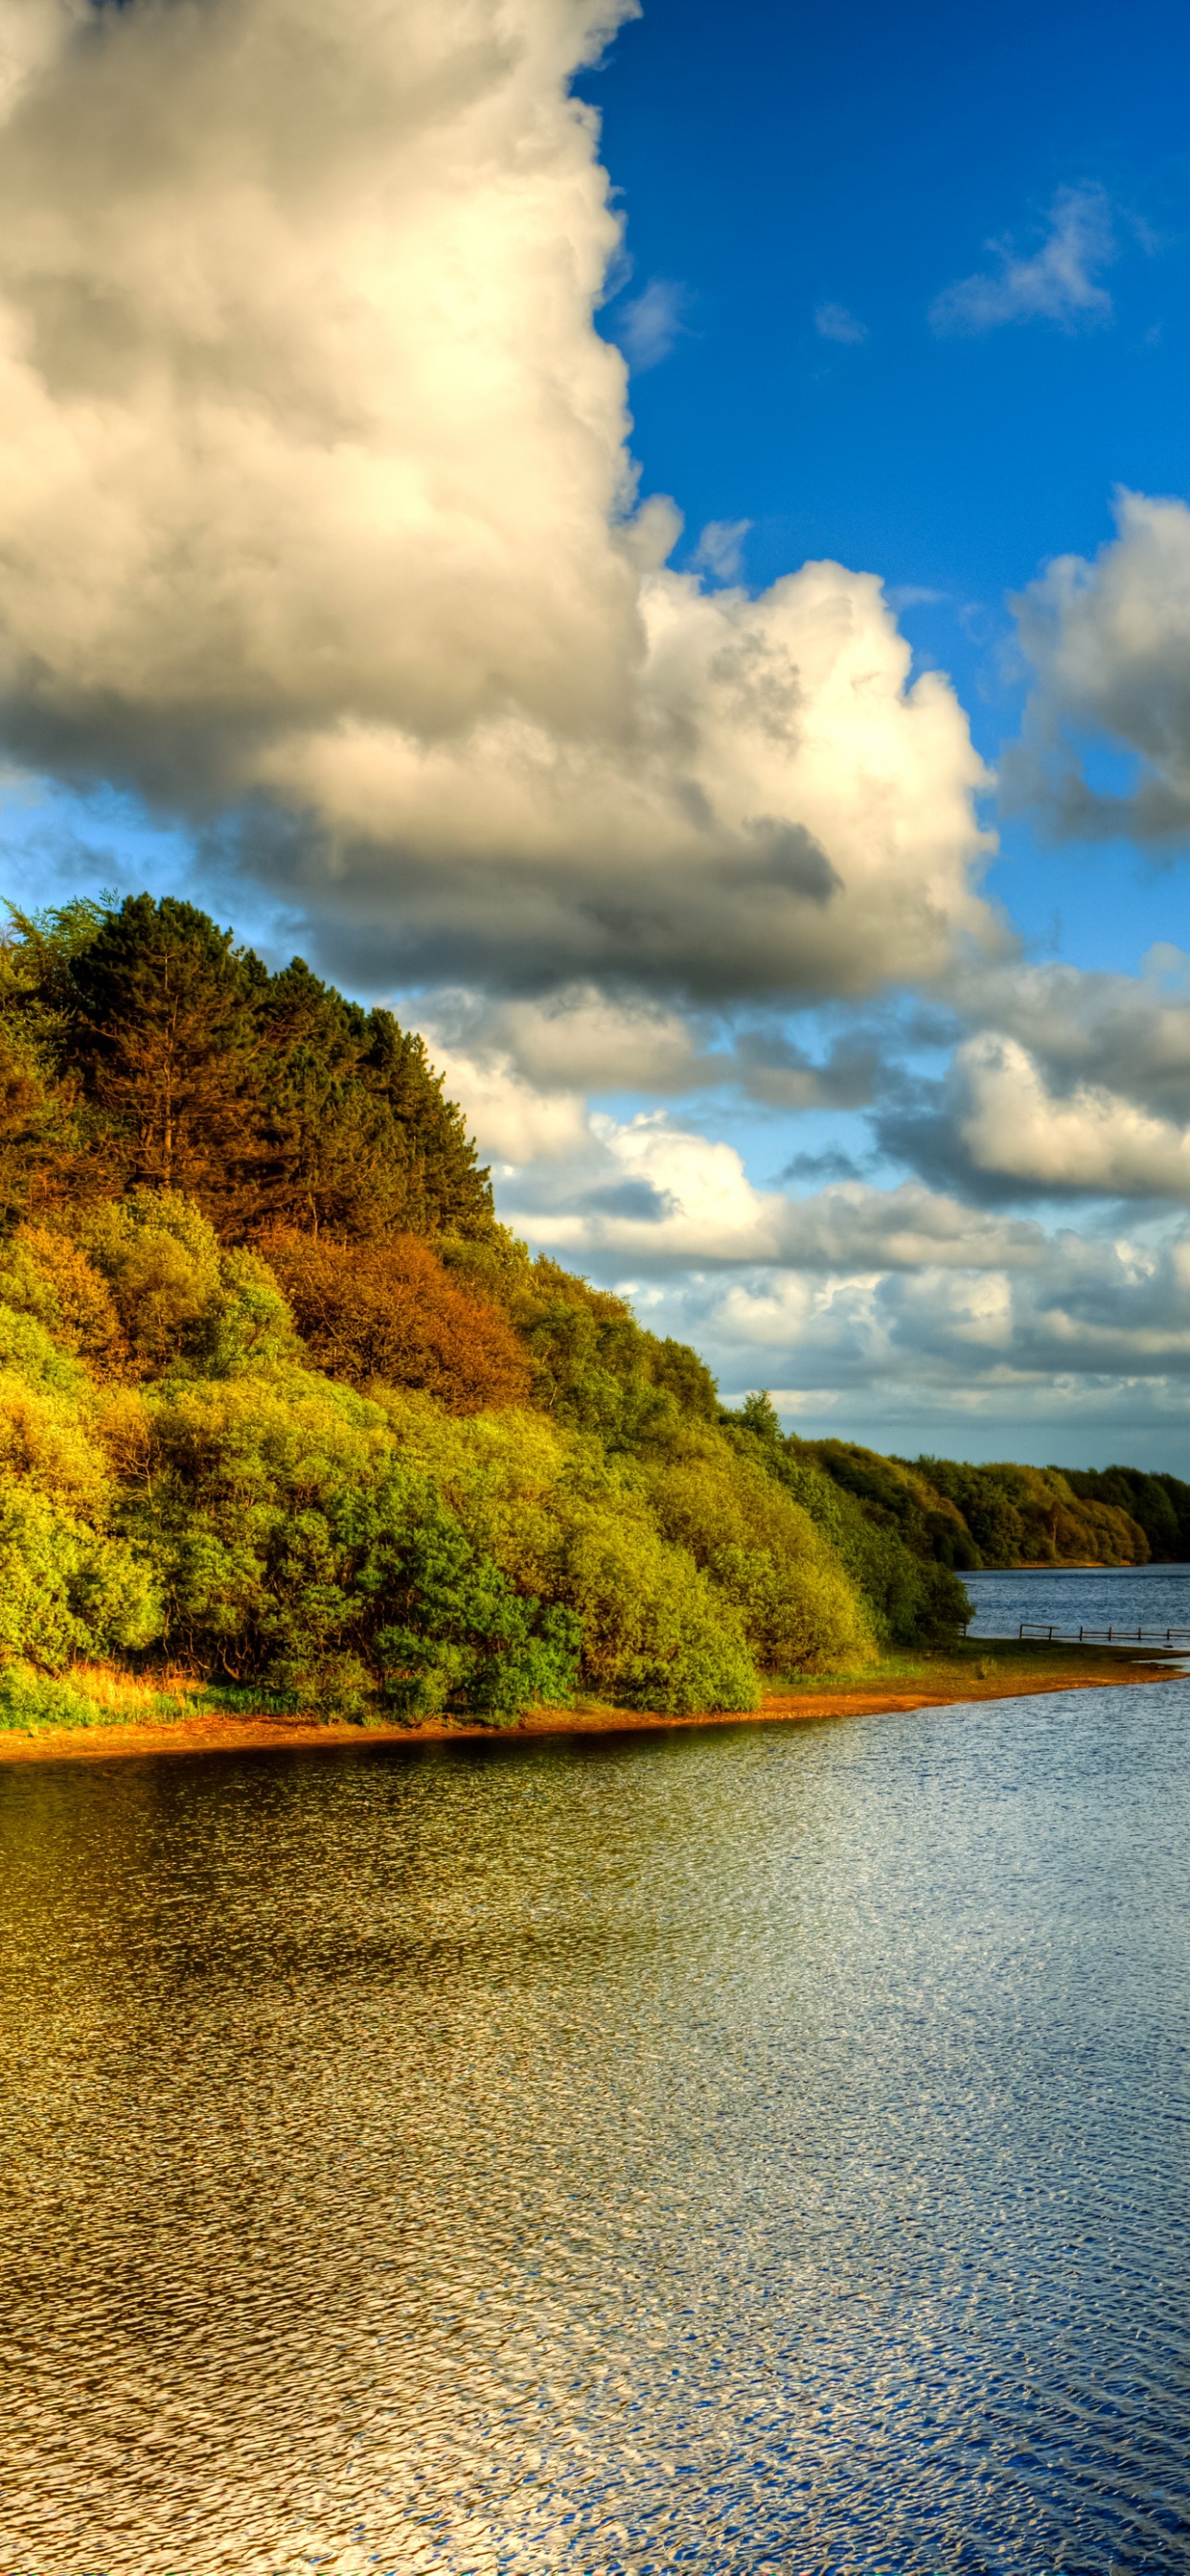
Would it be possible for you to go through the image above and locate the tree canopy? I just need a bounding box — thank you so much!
[0,893,494,1240]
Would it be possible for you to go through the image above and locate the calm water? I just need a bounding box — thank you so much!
[964,1562,1190,1639]
[2,1685,1188,2575]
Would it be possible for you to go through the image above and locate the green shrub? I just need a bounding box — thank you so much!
[0,1479,160,1668]
[0,1666,113,1731]
[372,1392,761,1713]
[640,1431,872,1672]
[0,1664,192,1732]
[129,1370,578,1722]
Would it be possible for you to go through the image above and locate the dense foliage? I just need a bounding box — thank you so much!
[0,894,492,1238]
[0,894,888,1720]
[0,1190,876,1722]
[0,890,1174,1733]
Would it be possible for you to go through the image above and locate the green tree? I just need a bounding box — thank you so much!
[257,965,494,1239]
[65,895,265,1218]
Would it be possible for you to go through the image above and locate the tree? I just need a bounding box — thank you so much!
[256,967,495,1240]
[66,896,265,1221]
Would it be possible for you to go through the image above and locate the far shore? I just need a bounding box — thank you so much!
[0,1639,1179,1767]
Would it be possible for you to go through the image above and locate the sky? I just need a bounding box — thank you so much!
[4,0,1190,1465]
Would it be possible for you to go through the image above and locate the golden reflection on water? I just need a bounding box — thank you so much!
[1,1698,1188,2573]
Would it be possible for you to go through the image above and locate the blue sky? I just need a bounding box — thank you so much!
[585,0,1190,971]
[5,0,1190,1466]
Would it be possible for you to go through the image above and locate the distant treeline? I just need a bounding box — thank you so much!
[795,1442,1190,1577]
[0,894,1178,1733]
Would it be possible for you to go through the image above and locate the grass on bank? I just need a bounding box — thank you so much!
[0,1663,305,1734]
[766,1634,1179,1698]
[0,1634,1177,1739]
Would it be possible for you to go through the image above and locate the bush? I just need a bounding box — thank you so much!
[0,1227,124,1370]
[640,1431,872,1672]
[372,1392,762,1714]
[130,1369,577,1721]
[263,1230,533,1413]
[0,1479,160,1669]
[0,1663,192,1732]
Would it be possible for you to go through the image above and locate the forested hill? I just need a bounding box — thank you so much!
[0,892,492,1239]
[0,893,1179,1736]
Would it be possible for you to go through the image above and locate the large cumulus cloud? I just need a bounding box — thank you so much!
[0,0,995,998]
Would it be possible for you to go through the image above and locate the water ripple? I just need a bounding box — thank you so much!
[1,1687,1188,2571]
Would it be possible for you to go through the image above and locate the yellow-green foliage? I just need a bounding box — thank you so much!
[0,1318,159,1669]
[0,1226,124,1368]
[0,1662,195,1734]
[639,1431,872,1673]
[371,1392,866,1711]
[0,1187,911,1722]
[74,1190,297,1378]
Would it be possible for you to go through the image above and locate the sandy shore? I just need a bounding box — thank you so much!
[0,1649,1178,1765]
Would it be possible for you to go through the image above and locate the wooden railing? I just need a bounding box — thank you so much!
[1016,1621,1190,1646]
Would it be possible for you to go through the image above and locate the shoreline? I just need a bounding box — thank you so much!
[0,1647,1178,1766]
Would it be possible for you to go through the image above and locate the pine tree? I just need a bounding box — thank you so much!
[257,968,494,1240]
[362,1012,493,1239]
[1,887,496,1243]
[66,896,265,1220]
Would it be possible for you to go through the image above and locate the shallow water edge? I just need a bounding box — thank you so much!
[0,1646,1176,1765]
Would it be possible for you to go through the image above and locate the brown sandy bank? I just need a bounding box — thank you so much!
[0,1640,1179,1765]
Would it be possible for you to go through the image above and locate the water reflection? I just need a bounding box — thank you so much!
[1,1692,1188,2572]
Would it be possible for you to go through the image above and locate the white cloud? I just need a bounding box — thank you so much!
[427,1049,593,1168]
[503,1109,1044,1272]
[424,986,713,1096]
[0,0,65,122]
[615,277,689,370]
[0,0,997,1003]
[438,1052,1190,1435]
[957,1032,1190,1200]
[930,183,1116,336]
[703,1226,1190,1416]
[1007,490,1190,842]
[949,953,1190,1123]
[814,302,866,345]
[510,1114,782,1262]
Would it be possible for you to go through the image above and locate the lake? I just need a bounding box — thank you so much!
[963,1559,1190,1640]
[2,1674,1188,2572]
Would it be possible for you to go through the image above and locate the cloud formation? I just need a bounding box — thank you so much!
[1007,492,1190,843]
[952,954,1190,1122]
[497,1105,1044,1274]
[0,0,996,1001]
[957,1034,1190,1200]
[469,1085,1190,1428]
[712,1224,1190,1402]
[690,519,751,581]
[876,957,1190,1207]
[930,182,1116,336]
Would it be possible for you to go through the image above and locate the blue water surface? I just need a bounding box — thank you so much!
[1,1678,1188,2574]
[964,1561,1190,1639]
